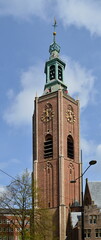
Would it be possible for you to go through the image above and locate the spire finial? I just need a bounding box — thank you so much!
[49,18,60,57]
[53,18,57,42]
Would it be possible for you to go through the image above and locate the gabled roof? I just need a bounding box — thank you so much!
[84,178,92,206]
[71,180,101,228]
[88,181,101,209]
[84,178,101,209]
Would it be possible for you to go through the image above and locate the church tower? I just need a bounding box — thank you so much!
[33,21,81,240]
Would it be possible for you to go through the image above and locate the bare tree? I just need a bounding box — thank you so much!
[0,170,55,240]
[0,169,31,240]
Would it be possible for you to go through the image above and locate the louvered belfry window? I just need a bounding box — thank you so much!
[67,135,74,159]
[58,66,62,81]
[50,65,55,80]
[44,134,53,159]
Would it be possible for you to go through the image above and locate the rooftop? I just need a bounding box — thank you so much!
[88,181,101,209]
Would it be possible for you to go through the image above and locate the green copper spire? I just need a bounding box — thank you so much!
[44,20,68,94]
[49,19,60,59]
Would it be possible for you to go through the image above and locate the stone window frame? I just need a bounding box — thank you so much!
[95,229,101,238]
[84,229,91,238]
[89,215,97,224]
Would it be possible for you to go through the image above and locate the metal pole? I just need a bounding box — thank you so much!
[8,224,9,240]
[81,150,84,240]
[70,152,97,239]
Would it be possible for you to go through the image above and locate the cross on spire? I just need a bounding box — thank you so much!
[49,19,60,57]
[52,18,57,42]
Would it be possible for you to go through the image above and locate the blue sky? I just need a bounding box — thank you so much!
[0,0,101,189]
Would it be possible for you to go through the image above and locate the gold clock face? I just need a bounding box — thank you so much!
[66,106,76,124]
[41,104,54,122]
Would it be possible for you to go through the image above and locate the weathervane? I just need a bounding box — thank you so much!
[49,18,60,56]
[52,18,57,43]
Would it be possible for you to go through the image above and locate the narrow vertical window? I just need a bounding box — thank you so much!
[96,229,99,238]
[93,215,97,224]
[67,135,74,159]
[58,66,62,81]
[50,65,55,80]
[44,134,53,159]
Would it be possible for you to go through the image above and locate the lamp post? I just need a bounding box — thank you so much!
[70,150,97,240]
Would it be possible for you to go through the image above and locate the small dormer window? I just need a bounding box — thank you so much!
[50,65,55,80]
[58,66,62,81]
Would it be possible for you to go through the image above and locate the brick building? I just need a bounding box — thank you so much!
[0,209,30,240]
[70,179,101,240]
[33,22,81,239]
[83,179,101,240]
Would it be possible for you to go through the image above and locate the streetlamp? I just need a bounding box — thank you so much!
[70,150,97,240]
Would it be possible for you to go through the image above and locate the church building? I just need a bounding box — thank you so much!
[33,21,81,240]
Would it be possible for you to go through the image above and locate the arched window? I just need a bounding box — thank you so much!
[50,65,55,80]
[67,135,74,159]
[58,66,62,81]
[44,134,53,159]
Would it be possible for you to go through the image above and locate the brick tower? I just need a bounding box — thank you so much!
[33,21,81,240]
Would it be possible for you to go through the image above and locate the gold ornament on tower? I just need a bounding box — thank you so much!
[41,103,54,122]
[66,105,76,123]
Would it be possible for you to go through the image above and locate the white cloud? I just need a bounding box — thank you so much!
[96,144,101,159]
[3,58,95,126]
[0,186,6,195]
[64,56,95,109]
[81,138,96,157]
[56,0,101,36]
[0,0,52,20]
[7,89,14,99]
[81,137,97,166]
[3,62,44,126]
[95,144,101,178]
[80,137,101,181]
[0,0,101,36]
